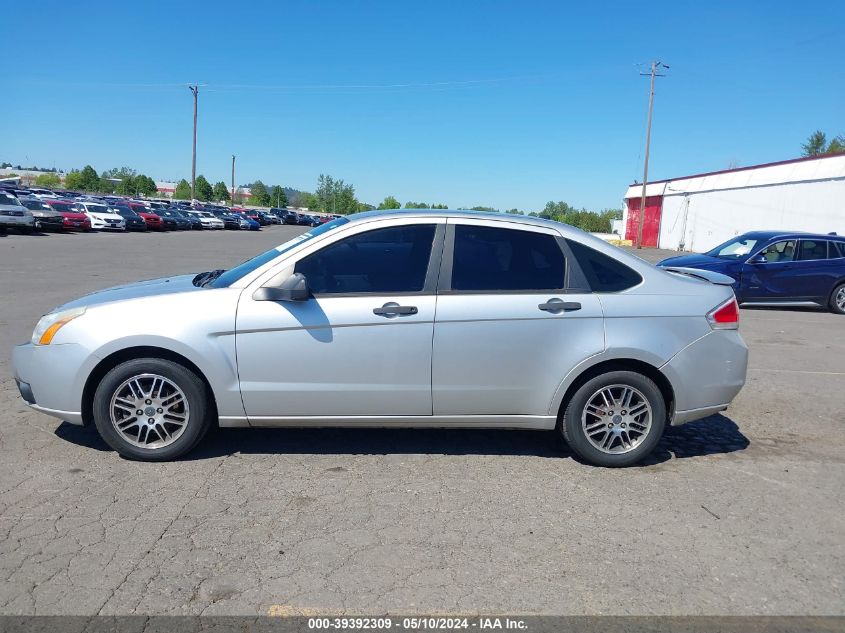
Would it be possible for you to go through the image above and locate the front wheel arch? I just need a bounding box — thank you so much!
[555,358,675,429]
[82,346,218,427]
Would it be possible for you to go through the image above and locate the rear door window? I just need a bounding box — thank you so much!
[450,225,566,291]
[796,240,829,261]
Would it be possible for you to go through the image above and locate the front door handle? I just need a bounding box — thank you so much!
[538,299,581,313]
[373,303,418,316]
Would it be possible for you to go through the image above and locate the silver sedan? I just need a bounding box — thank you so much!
[12,210,748,466]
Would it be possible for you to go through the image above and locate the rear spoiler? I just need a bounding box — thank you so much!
[658,266,736,286]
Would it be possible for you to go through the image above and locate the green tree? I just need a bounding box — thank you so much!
[79,165,100,191]
[298,192,319,210]
[269,185,287,208]
[193,175,213,201]
[431,203,448,209]
[505,208,522,215]
[827,135,845,154]
[97,177,115,194]
[173,179,192,200]
[248,180,271,206]
[115,176,136,196]
[802,130,828,156]
[213,181,231,201]
[377,195,401,210]
[135,174,157,196]
[63,170,84,190]
[35,172,61,188]
[314,174,357,214]
[404,201,430,208]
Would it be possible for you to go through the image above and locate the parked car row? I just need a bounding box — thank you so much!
[0,186,335,235]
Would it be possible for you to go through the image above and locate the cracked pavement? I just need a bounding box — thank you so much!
[0,227,843,615]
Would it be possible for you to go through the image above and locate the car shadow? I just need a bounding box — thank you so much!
[54,413,749,465]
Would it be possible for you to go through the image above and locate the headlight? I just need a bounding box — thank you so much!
[31,306,86,345]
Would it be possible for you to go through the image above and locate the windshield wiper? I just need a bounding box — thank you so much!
[192,269,226,287]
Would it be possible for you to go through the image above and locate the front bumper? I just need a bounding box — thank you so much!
[0,216,35,228]
[12,342,101,426]
[661,330,748,425]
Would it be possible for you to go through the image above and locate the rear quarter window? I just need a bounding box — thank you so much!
[566,240,642,292]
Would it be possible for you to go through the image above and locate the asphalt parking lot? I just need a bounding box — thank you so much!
[0,227,843,616]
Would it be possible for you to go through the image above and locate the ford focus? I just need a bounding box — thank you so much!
[12,210,748,466]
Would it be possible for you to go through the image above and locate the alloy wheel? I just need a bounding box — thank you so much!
[109,373,190,449]
[581,384,653,454]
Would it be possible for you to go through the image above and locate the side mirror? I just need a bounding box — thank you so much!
[253,272,310,302]
[747,254,767,265]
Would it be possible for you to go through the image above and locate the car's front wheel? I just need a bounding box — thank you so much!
[93,358,212,461]
[829,282,845,315]
[560,370,666,467]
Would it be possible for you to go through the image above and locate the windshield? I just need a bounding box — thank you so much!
[21,199,50,210]
[210,218,349,288]
[85,204,110,214]
[0,193,19,205]
[112,206,137,217]
[705,236,760,259]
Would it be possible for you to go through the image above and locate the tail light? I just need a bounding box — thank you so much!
[707,297,739,330]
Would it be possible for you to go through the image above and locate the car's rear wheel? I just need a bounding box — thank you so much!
[830,282,845,315]
[560,370,666,467]
[93,358,211,461]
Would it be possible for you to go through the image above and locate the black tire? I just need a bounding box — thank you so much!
[19,225,33,235]
[92,358,212,461]
[560,370,666,467]
[829,282,845,315]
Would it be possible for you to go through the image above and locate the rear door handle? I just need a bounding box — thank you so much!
[538,299,581,313]
[373,303,418,316]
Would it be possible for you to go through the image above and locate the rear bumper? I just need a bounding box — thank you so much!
[661,330,748,425]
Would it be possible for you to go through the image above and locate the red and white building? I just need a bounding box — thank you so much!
[622,153,845,252]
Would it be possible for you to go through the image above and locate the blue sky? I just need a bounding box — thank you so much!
[4,0,843,210]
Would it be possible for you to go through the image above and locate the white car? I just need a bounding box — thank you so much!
[192,211,225,230]
[79,202,126,231]
[0,190,36,234]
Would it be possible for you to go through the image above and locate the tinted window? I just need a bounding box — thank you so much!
[295,224,436,294]
[797,240,829,261]
[450,225,565,291]
[759,240,796,263]
[831,242,845,258]
[566,240,642,292]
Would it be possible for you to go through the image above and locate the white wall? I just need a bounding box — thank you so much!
[656,177,845,252]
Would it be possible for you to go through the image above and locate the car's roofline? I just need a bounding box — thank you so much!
[736,230,843,242]
[345,208,591,237]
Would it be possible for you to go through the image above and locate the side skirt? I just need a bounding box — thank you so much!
[218,414,557,430]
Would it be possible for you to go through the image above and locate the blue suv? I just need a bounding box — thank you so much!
[659,231,845,314]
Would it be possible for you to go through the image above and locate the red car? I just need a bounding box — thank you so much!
[43,200,92,232]
[128,203,163,231]
[231,207,262,223]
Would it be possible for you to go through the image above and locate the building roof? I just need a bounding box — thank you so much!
[625,152,845,199]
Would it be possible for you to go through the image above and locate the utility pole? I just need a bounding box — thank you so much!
[636,61,668,249]
[189,85,199,200]
[231,155,236,205]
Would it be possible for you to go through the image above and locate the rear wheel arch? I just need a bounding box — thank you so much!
[554,358,675,427]
[81,346,218,426]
